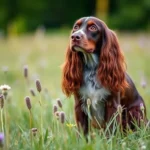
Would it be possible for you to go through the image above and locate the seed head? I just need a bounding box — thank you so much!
[53,105,58,114]
[122,142,126,149]
[31,128,38,136]
[140,103,145,111]
[87,98,91,107]
[54,111,60,120]
[25,96,32,110]
[0,84,11,91]
[139,140,146,150]
[59,111,65,124]
[30,88,36,97]
[36,79,42,93]
[140,77,147,89]
[117,104,123,115]
[2,66,8,74]
[24,65,28,78]
[0,84,11,99]
[0,133,4,147]
[57,98,62,108]
[0,95,4,109]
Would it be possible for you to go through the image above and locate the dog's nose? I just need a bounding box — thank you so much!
[71,34,81,41]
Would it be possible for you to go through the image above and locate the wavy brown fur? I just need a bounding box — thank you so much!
[61,17,147,136]
[97,22,129,95]
[62,46,83,97]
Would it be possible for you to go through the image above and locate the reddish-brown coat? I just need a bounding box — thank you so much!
[61,17,147,135]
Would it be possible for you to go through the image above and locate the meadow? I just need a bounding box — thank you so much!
[0,29,150,150]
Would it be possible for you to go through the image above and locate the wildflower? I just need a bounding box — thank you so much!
[140,77,147,89]
[36,79,42,93]
[0,84,11,98]
[25,96,32,110]
[117,104,123,115]
[0,95,4,109]
[54,111,60,120]
[0,85,11,91]
[2,66,8,74]
[141,145,146,150]
[140,103,145,111]
[31,128,38,136]
[57,98,62,108]
[66,123,76,128]
[30,88,36,97]
[87,98,91,107]
[59,111,65,124]
[139,140,146,150]
[91,132,96,140]
[23,65,28,78]
[0,133,4,147]
[53,105,58,114]
[122,142,126,149]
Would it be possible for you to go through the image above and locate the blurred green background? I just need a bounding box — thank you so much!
[0,0,150,35]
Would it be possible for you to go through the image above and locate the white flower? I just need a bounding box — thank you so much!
[141,145,146,150]
[0,85,11,91]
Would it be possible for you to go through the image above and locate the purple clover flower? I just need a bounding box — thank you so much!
[0,133,4,147]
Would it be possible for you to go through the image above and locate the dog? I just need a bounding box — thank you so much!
[62,16,147,135]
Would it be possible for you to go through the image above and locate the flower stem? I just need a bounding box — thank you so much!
[39,93,43,144]
[29,110,32,129]
[0,109,4,132]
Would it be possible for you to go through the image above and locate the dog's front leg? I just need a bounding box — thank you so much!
[74,95,88,137]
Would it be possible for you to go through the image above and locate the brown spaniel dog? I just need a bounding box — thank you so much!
[62,17,147,135]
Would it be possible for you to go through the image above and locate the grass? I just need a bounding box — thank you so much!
[0,30,150,149]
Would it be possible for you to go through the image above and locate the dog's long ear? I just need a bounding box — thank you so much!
[62,45,83,97]
[97,26,128,95]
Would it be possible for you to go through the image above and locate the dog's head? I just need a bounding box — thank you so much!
[70,17,103,54]
[62,17,128,97]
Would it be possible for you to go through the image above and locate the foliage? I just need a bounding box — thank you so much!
[108,0,150,30]
[0,0,150,34]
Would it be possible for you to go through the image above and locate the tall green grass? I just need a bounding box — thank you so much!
[0,31,150,149]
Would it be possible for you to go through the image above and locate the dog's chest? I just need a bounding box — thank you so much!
[79,69,110,126]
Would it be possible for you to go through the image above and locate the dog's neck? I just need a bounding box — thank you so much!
[80,52,99,69]
[74,46,99,69]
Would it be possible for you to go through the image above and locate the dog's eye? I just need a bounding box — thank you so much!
[89,25,97,32]
[73,25,79,31]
